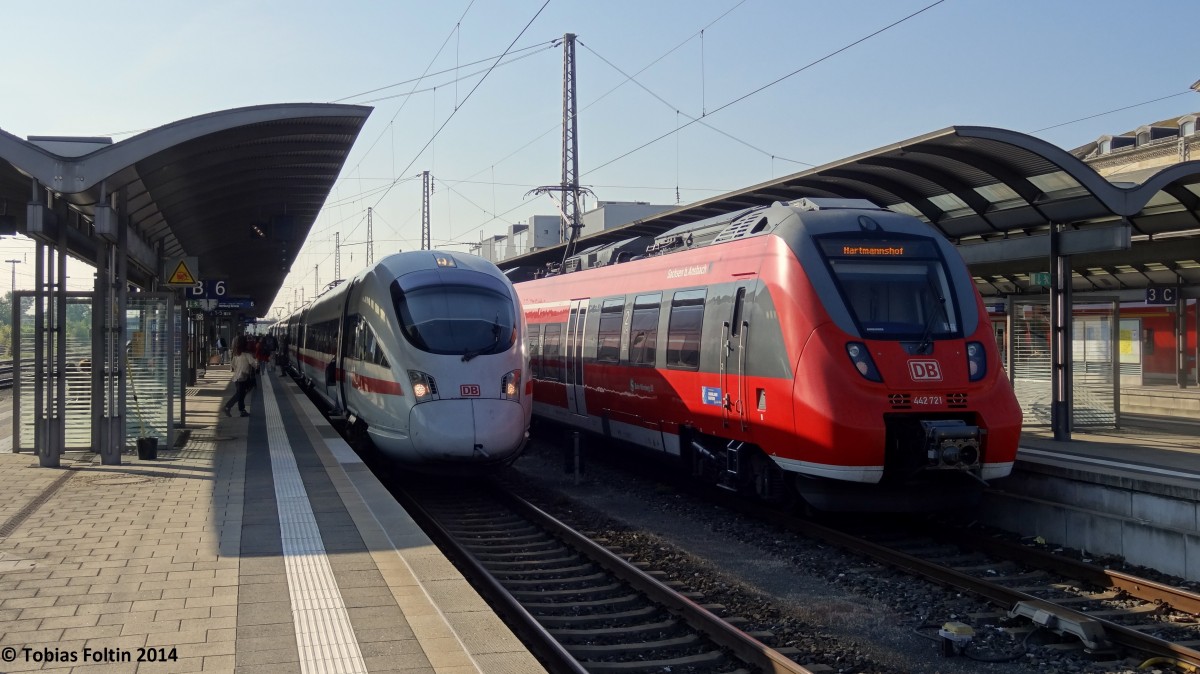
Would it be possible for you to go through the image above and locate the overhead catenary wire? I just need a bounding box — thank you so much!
[579,40,814,168]
[1028,90,1195,134]
[582,0,948,178]
[360,0,551,227]
[435,0,751,196]
[298,0,752,264]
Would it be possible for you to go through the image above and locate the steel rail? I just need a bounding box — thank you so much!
[391,484,590,674]
[493,487,815,674]
[738,502,1200,668]
[944,527,1200,616]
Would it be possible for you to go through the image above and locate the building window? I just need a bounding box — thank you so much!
[1182,119,1196,137]
[1098,139,1111,154]
[1136,130,1150,146]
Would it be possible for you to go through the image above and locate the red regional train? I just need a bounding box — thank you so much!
[508,198,1022,511]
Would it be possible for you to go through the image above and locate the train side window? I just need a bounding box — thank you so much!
[528,324,542,378]
[667,289,707,370]
[543,323,563,382]
[597,298,624,363]
[364,324,377,363]
[629,293,661,367]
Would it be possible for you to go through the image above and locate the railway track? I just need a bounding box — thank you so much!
[824,517,1200,666]
[524,441,1200,671]
[391,478,814,674]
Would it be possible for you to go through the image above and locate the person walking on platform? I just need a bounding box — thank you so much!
[215,336,228,365]
[276,334,290,376]
[255,335,271,375]
[223,336,256,417]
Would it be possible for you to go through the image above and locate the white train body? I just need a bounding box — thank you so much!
[281,251,531,468]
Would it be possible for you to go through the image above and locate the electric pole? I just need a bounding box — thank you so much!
[561,33,581,252]
[525,34,592,272]
[367,207,374,265]
[421,171,431,250]
[5,258,20,298]
[335,232,341,281]
[313,265,318,297]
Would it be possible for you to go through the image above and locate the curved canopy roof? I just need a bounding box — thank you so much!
[0,103,372,316]
[502,126,1200,295]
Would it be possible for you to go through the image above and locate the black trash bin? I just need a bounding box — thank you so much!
[137,437,158,461]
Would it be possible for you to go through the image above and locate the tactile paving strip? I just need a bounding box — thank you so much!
[263,375,368,674]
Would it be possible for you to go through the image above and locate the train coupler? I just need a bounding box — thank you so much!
[921,420,981,471]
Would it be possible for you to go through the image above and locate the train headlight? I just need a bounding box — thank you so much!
[845,342,883,382]
[408,370,439,401]
[501,369,522,401]
[966,341,987,382]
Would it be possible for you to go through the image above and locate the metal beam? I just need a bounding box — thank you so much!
[957,223,1131,264]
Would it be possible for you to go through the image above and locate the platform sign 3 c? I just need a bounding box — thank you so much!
[164,257,200,287]
[1146,286,1178,305]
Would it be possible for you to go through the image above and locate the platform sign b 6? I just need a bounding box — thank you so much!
[186,280,229,299]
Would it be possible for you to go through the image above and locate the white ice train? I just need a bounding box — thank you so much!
[278,251,532,469]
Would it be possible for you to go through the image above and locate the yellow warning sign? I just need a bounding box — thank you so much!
[170,261,195,284]
[164,257,200,286]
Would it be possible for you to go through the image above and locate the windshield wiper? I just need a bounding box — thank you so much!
[462,321,502,362]
[915,280,947,355]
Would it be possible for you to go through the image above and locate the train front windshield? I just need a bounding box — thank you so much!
[817,237,960,341]
[392,277,517,357]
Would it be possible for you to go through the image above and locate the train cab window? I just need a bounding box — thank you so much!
[364,323,389,368]
[528,324,542,378]
[667,289,706,370]
[542,324,563,381]
[629,293,661,367]
[596,298,624,363]
[390,278,516,357]
[818,237,960,341]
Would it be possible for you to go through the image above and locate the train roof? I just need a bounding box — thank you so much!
[516,198,893,278]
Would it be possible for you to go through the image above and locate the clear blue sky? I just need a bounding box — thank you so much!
[1,0,1196,315]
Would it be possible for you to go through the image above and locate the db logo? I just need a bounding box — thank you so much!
[908,360,942,382]
[460,384,481,397]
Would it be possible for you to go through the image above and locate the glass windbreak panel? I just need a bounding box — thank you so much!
[126,296,173,449]
[392,283,517,357]
[65,297,95,448]
[14,294,101,451]
[818,238,959,340]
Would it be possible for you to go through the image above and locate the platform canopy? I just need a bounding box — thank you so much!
[0,103,372,315]
[502,126,1200,296]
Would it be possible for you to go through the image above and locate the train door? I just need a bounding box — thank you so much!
[334,280,359,413]
[720,283,755,431]
[564,298,588,416]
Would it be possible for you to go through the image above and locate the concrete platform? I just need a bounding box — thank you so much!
[977,418,1200,582]
[0,369,546,673]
